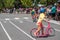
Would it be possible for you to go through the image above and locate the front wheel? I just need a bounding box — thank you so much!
[48,28,55,36]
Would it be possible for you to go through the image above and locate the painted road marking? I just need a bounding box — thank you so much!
[4,17,60,25]
[3,17,60,25]
[49,20,60,25]
[14,17,20,20]
[23,17,29,20]
[54,29,60,32]
[9,20,36,40]
[0,21,12,40]
[5,18,10,20]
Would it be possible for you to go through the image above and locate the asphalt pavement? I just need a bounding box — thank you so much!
[0,13,60,40]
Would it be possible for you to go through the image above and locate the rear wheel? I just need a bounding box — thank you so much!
[30,28,39,38]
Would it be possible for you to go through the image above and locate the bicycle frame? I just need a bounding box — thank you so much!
[45,22,51,35]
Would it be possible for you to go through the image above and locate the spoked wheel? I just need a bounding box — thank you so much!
[30,28,40,38]
[48,28,55,36]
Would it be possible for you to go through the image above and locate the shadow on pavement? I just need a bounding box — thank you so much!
[36,35,55,38]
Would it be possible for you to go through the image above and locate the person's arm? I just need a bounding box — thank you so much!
[44,16,50,22]
[44,18,50,22]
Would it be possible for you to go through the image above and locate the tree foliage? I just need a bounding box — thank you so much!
[47,0,57,5]
[21,0,33,7]
[14,0,21,8]
[0,2,3,9]
[3,0,15,8]
[40,0,57,5]
[0,0,58,9]
[0,0,4,9]
[40,0,46,5]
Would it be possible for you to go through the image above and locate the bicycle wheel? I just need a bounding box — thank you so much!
[30,28,39,38]
[48,28,55,36]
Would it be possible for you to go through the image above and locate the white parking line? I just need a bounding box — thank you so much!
[49,20,60,25]
[0,21,12,40]
[14,17,20,20]
[23,17,29,20]
[5,18,10,21]
[9,20,36,40]
[54,29,60,32]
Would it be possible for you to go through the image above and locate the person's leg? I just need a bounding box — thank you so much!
[49,13,52,19]
[34,25,41,36]
[36,14,39,19]
[32,13,35,19]
[55,13,59,21]
[59,13,60,20]
[41,23,44,35]
[52,13,55,20]
[34,22,41,36]
[57,13,60,21]
[33,14,36,22]
[31,14,33,19]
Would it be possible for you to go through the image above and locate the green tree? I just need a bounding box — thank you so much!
[0,0,4,9]
[40,0,57,6]
[14,0,21,8]
[40,0,46,4]
[48,0,57,4]
[21,0,33,7]
[46,0,57,5]
[3,0,15,8]
[0,2,3,9]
